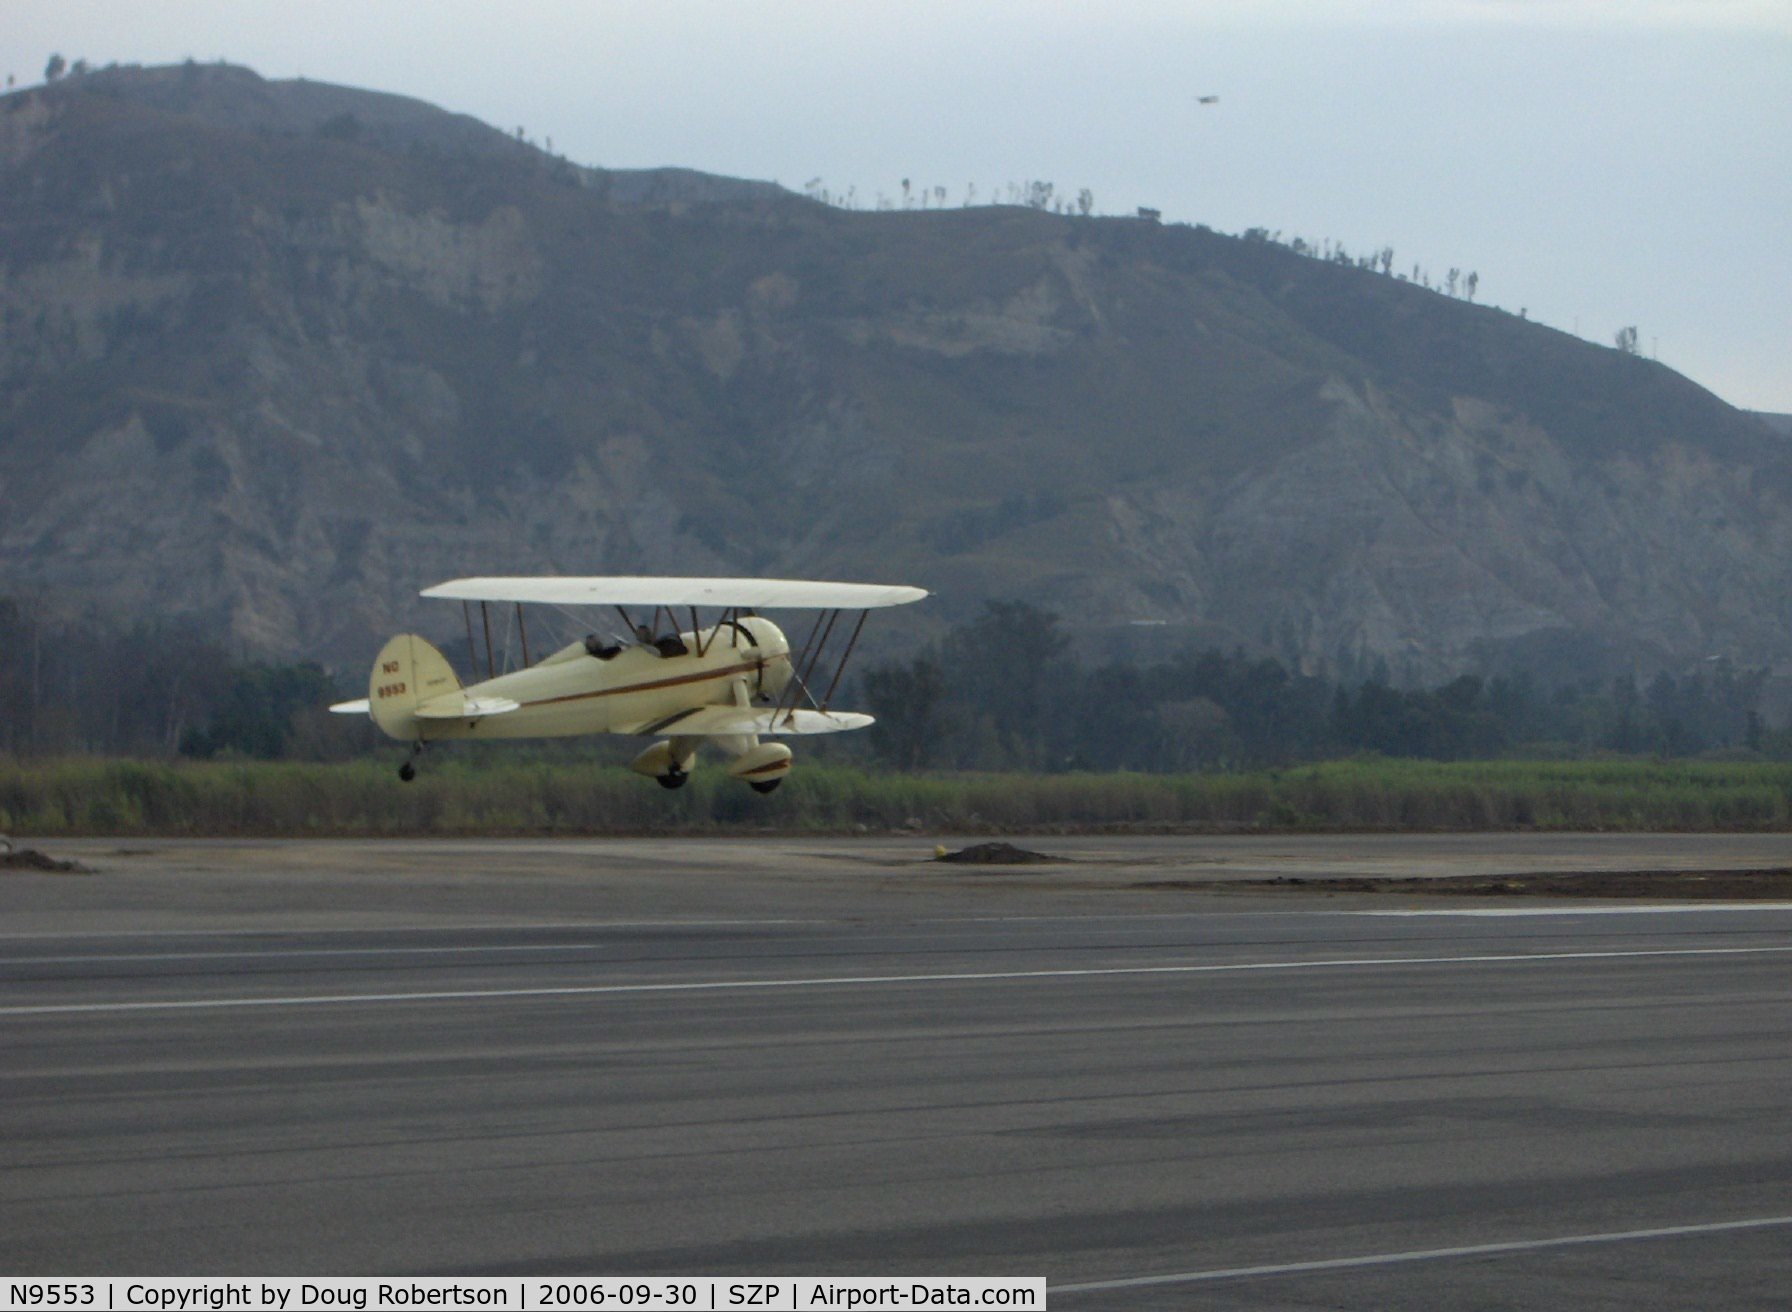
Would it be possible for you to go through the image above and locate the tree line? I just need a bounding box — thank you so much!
[856,603,1776,772]
[0,598,355,760]
[0,596,1777,769]
[802,177,1096,216]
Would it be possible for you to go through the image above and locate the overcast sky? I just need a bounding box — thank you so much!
[7,0,1789,409]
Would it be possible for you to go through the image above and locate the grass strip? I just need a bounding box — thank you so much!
[5,756,1792,836]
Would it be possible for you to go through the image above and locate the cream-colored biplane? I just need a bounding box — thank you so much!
[330,576,927,791]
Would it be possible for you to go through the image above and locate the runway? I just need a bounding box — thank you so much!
[4,837,1791,1308]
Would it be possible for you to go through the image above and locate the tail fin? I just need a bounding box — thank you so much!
[368,634,461,740]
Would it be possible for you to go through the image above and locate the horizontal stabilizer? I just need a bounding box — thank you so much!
[625,705,874,737]
[329,699,372,715]
[412,694,522,721]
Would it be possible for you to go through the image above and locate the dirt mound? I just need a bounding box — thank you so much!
[935,842,1059,866]
[0,847,92,874]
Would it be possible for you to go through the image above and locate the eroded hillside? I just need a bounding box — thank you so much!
[3,62,1788,681]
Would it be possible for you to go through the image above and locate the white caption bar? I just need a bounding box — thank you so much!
[5,1278,1048,1311]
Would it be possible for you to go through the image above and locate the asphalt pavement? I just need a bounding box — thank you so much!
[3,836,1791,1308]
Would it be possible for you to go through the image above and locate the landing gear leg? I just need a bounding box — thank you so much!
[398,741,423,783]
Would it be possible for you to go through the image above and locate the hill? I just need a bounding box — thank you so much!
[3,61,1790,684]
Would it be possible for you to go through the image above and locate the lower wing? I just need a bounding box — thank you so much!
[334,698,866,735]
[625,706,873,736]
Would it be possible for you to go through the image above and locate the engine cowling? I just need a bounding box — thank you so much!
[731,616,793,701]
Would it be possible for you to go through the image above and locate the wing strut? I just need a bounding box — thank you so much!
[818,610,869,712]
[773,607,871,725]
[775,610,825,718]
[777,609,838,725]
[462,598,530,677]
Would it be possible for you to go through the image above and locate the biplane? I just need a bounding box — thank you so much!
[330,576,927,791]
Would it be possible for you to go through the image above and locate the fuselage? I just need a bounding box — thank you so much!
[418,615,792,741]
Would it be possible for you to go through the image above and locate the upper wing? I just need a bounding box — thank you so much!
[421,576,927,610]
[624,705,874,737]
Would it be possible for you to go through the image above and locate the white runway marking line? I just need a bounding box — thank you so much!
[1354,904,1792,917]
[4,943,1791,1018]
[0,943,607,966]
[0,918,821,942]
[1053,1213,1792,1293]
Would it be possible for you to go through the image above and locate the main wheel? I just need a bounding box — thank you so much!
[656,769,688,790]
[398,761,417,783]
[748,778,782,794]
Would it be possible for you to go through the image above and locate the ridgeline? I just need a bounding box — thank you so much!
[3,62,1791,690]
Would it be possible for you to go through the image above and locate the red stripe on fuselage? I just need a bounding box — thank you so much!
[520,657,766,709]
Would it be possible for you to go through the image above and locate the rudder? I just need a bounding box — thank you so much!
[368,634,460,740]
